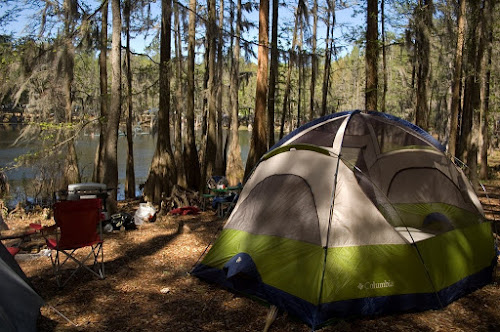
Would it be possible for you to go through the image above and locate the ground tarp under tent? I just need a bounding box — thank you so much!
[192,110,498,329]
[0,242,44,332]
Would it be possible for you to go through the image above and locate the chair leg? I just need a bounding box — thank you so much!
[50,250,61,287]
[50,244,105,287]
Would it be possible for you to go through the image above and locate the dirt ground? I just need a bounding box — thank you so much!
[2,186,500,332]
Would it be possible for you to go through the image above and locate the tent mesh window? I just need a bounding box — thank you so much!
[290,118,344,147]
[226,174,322,245]
[340,114,376,174]
[367,116,437,153]
[341,114,483,238]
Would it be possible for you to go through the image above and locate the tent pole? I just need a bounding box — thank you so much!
[314,112,356,328]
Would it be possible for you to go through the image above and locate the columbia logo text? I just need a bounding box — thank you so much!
[357,280,394,290]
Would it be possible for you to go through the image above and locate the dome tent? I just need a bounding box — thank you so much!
[192,111,497,329]
[0,242,44,331]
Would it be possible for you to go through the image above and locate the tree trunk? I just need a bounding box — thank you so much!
[215,0,225,175]
[479,0,494,180]
[94,0,108,183]
[279,4,300,139]
[244,0,269,180]
[459,0,484,187]
[309,0,318,121]
[124,0,136,199]
[102,0,122,212]
[267,0,279,148]
[198,18,210,191]
[184,0,201,190]
[226,0,244,186]
[381,0,387,113]
[143,0,177,203]
[201,0,218,188]
[297,42,303,127]
[365,0,378,111]
[62,0,80,188]
[174,2,187,188]
[321,0,334,117]
[448,0,466,158]
[414,0,432,131]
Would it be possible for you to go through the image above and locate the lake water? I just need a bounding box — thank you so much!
[0,125,252,207]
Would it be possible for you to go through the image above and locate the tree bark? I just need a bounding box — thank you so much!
[102,0,122,212]
[124,0,136,199]
[244,0,269,180]
[174,1,187,188]
[479,0,494,180]
[459,0,484,187]
[62,0,80,188]
[448,0,466,158]
[365,0,378,111]
[143,0,177,203]
[321,0,334,117]
[226,0,244,186]
[297,24,304,128]
[94,0,108,183]
[381,0,387,113]
[184,0,201,190]
[309,0,318,121]
[279,4,300,139]
[215,0,225,175]
[414,0,432,131]
[201,0,218,188]
[267,0,279,148]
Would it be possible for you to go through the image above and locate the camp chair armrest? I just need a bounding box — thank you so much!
[30,223,58,236]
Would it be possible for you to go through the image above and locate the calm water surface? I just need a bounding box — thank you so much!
[0,125,251,206]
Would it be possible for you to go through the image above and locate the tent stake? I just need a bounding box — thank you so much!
[263,305,278,332]
[47,304,79,327]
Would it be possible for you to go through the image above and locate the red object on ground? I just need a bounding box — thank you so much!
[169,206,200,216]
[7,247,20,256]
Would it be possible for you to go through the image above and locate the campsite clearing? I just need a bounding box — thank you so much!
[2,189,499,332]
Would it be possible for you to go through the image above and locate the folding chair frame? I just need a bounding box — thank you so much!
[49,236,104,288]
[39,199,106,288]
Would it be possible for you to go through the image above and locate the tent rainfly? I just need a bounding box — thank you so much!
[192,111,498,329]
[0,242,44,331]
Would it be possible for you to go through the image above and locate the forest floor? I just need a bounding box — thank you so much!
[2,166,500,331]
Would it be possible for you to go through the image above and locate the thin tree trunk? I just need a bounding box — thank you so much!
[143,0,177,203]
[309,0,318,121]
[279,4,300,139]
[184,0,201,190]
[103,0,122,212]
[321,0,334,117]
[365,0,378,111]
[95,0,108,183]
[174,2,187,188]
[381,0,387,113]
[226,0,244,186]
[244,0,269,179]
[124,0,136,199]
[448,0,466,157]
[297,41,303,127]
[267,0,279,148]
[198,25,210,190]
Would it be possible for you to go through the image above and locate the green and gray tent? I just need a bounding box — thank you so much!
[192,111,497,328]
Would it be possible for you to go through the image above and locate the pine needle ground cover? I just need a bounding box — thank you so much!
[3,193,499,332]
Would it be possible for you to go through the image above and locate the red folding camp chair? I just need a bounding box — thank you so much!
[37,199,105,287]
